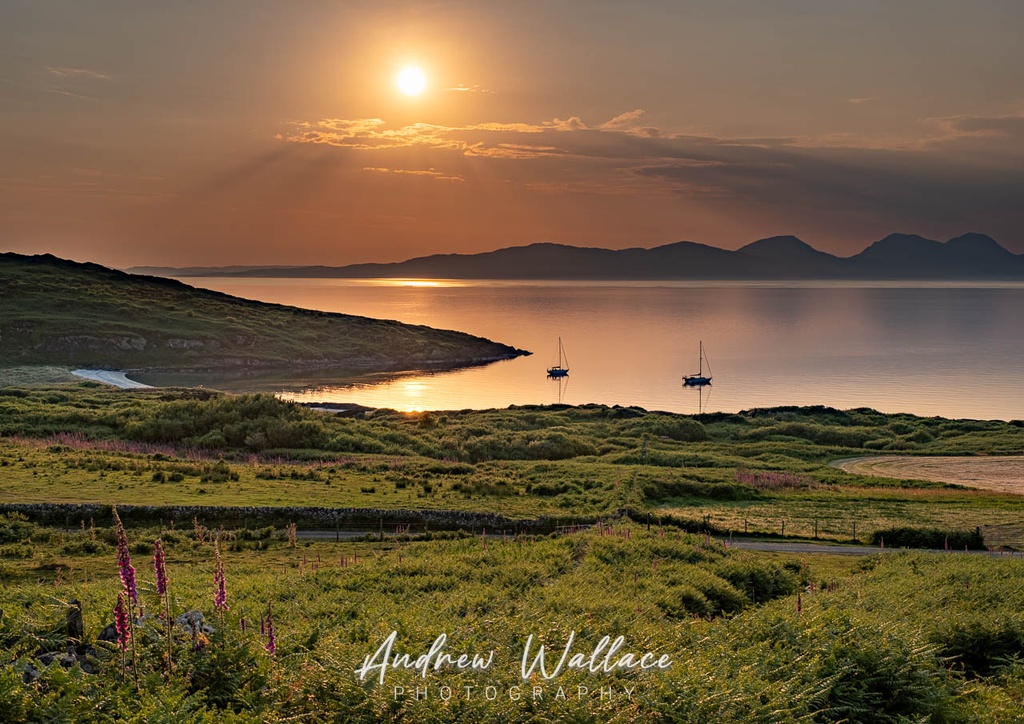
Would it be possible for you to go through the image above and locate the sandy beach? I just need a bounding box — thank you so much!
[71,369,153,389]
[833,455,1024,494]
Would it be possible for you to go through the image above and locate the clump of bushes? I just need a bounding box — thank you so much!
[871,526,985,550]
[61,538,111,556]
[0,513,36,544]
[630,416,707,442]
[641,478,757,501]
[930,617,1024,677]
[743,421,880,448]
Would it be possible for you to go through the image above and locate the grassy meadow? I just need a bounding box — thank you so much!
[4,516,1024,721]
[2,382,1024,720]
[1,383,1022,544]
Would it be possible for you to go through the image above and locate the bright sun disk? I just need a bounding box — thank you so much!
[396,65,427,96]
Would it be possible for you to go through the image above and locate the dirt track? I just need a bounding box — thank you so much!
[833,456,1024,494]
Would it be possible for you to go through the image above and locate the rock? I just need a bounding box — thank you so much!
[97,622,118,644]
[19,661,40,684]
[34,646,98,676]
[175,610,214,634]
[66,599,84,651]
[97,612,153,645]
[37,650,78,668]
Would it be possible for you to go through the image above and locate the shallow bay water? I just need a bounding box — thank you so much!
[161,278,1024,420]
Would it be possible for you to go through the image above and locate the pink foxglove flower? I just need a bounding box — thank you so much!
[113,509,138,605]
[154,539,168,596]
[114,593,130,651]
[213,555,229,610]
[214,569,228,610]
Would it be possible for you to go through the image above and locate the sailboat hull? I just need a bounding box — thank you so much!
[547,337,569,377]
[683,340,712,387]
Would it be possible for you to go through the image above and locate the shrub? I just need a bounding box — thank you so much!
[0,514,35,544]
[714,559,799,604]
[871,527,985,550]
[632,416,708,442]
[930,618,1024,677]
[61,538,112,556]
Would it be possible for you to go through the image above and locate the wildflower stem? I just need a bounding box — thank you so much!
[164,593,173,674]
[127,589,140,688]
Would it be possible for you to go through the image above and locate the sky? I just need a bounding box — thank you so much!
[2,0,1024,267]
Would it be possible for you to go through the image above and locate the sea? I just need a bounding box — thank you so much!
[155,278,1024,421]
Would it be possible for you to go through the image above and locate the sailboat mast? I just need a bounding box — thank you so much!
[698,340,703,376]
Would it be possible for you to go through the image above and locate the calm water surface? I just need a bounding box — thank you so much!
[171,278,1024,420]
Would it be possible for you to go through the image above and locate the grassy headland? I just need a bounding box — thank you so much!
[0,253,526,375]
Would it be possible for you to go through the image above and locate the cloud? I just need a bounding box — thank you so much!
[362,167,464,182]
[847,97,877,105]
[600,109,646,129]
[47,88,100,101]
[283,116,600,156]
[42,65,110,102]
[277,109,1024,246]
[444,84,495,94]
[463,143,565,159]
[45,66,109,80]
[281,110,671,161]
[928,113,1024,141]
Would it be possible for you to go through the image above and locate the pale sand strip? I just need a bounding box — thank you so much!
[833,455,1024,494]
[71,369,153,389]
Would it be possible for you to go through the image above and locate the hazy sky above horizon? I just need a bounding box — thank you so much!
[3,0,1024,267]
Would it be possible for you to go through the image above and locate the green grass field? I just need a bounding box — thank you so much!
[2,384,1022,545]
[2,385,1024,720]
[4,516,1024,721]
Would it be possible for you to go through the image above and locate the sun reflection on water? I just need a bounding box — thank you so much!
[394,379,427,411]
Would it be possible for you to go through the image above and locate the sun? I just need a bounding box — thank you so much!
[396,65,427,96]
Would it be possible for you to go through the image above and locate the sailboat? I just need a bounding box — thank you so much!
[546,337,569,377]
[682,340,712,387]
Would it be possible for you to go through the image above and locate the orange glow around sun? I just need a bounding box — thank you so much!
[396,65,427,96]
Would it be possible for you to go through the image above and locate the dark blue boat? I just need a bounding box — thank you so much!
[547,337,569,377]
[682,340,712,387]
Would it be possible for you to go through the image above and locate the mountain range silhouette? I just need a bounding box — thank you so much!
[129,233,1024,280]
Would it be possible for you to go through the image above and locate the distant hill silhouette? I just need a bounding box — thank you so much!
[129,233,1024,280]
